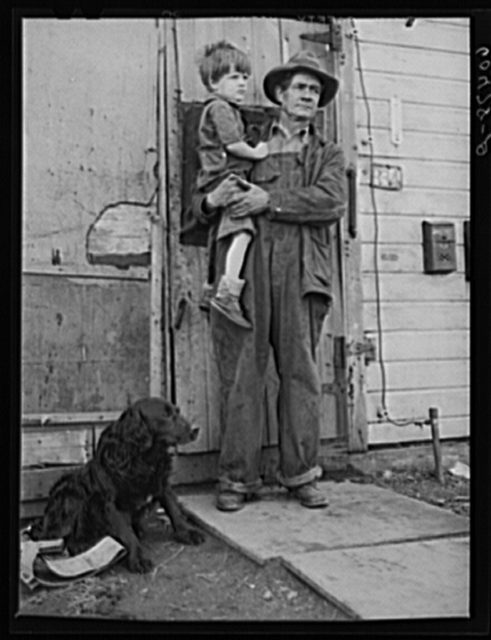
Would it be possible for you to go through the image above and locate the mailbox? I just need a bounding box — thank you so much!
[422,221,457,274]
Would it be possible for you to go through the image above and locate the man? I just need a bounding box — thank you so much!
[190,50,347,511]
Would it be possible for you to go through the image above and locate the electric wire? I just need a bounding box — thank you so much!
[350,18,428,427]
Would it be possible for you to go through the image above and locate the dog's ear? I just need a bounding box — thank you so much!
[119,406,154,451]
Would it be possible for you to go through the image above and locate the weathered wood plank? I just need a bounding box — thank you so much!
[365,359,469,391]
[366,387,469,422]
[21,465,82,502]
[368,415,469,445]
[358,156,469,191]
[359,214,467,246]
[363,301,469,331]
[355,18,469,53]
[356,127,469,163]
[355,100,469,136]
[361,243,466,274]
[22,412,119,425]
[22,274,150,413]
[362,272,469,303]
[86,202,152,268]
[355,42,469,81]
[21,427,93,467]
[23,19,158,272]
[363,329,469,361]
[358,184,469,217]
[355,70,469,108]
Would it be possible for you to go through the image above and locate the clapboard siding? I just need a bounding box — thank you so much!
[358,185,469,217]
[363,302,469,331]
[356,100,469,135]
[366,359,469,391]
[354,18,470,444]
[357,128,469,163]
[361,243,466,273]
[352,17,469,53]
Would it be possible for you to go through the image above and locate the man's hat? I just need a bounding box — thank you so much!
[263,50,339,108]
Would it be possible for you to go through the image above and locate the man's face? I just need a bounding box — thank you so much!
[275,72,322,121]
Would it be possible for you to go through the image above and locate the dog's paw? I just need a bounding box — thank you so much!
[175,527,205,546]
[127,554,154,573]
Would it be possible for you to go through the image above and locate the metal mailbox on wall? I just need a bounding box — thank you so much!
[422,221,457,274]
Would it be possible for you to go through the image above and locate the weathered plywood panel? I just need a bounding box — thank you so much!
[355,70,469,108]
[22,274,150,412]
[368,416,469,445]
[355,100,469,136]
[361,243,466,274]
[355,18,469,53]
[23,19,158,274]
[358,184,469,217]
[356,127,469,163]
[363,301,469,331]
[364,329,469,361]
[366,387,469,422]
[366,359,469,391]
[358,156,469,191]
[21,466,81,502]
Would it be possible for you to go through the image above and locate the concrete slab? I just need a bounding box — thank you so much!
[283,536,470,620]
[180,481,469,564]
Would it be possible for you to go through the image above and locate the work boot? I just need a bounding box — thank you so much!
[216,491,246,512]
[290,481,328,508]
[210,276,252,329]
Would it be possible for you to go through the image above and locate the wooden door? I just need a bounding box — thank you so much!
[163,17,356,454]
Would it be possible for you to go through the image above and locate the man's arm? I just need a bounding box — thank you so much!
[269,143,347,224]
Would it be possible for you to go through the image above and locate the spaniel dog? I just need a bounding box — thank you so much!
[30,398,205,572]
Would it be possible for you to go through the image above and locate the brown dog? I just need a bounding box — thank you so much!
[30,398,205,572]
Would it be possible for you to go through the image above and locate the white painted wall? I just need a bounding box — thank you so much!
[352,18,470,444]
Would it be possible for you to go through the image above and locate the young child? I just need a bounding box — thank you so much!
[197,40,268,329]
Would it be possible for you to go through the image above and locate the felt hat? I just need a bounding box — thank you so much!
[263,50,339,108]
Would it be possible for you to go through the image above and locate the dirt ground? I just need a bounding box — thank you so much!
[16,439,470,623]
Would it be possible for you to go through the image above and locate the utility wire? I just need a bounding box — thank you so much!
[350,18,428,428]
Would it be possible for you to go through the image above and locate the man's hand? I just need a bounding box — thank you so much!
[229,183,270,219]
[206,174,250,210]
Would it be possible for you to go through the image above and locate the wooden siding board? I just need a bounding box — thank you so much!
[23,19,158,274]
[362,272,469,303]
[356,128,469,163]
[22,275,150,413]
[365,359,469,391]
[355,18,469,53]
[368,416,469,445]
[361,244,466,274]
[22,427,93,467]
[360,214,467,246]
[359,156,469,191]
[355,71,469,108]
[363,302,469,331]
[366,387,469,422]
[356,42,469,81]
[365,329,469,361]
[355,100,469,136]
[358,185,469,218]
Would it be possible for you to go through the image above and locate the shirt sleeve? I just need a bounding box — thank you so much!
[208,101,244,147]
[267,143,347,225]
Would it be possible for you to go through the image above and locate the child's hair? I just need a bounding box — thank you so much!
[198,40,251,91]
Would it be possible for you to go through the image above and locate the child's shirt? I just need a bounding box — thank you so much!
[196,95,252,190]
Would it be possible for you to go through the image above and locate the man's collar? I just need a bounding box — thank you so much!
[269,119,322,142]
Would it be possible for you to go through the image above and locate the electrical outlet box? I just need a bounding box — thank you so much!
[422,221,457,274]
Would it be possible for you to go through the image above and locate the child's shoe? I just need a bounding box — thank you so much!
[210,276,252,329]
[199,283,214,313]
